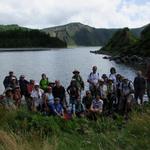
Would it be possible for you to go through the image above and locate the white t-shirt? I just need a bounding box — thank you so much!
[109,74,116,83]
[31,88,44,107]
[99,84,108,99]
[88,72,100,88]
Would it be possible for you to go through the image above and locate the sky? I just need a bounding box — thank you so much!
[0,0,149,29]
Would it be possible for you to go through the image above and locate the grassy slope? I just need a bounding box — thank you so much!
[0,103,150,150]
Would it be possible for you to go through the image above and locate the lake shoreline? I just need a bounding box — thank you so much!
[0,48,55,52]
[90,49,150,74]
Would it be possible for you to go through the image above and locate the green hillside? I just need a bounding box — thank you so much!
[99,24,150,57]
[0,25,67,48]
[42,22,143,46]
[100,28,139,55]
[42,23,118,46]
[0,24,28,31]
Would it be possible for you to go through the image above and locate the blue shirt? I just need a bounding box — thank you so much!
[50,103,63,115]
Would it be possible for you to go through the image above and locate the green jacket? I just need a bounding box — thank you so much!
[72,75,84,90]
[40,79,49,91]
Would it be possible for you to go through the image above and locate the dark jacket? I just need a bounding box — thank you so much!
[52,86,65,101]
[19,79,29,96]
[134,76,146,91]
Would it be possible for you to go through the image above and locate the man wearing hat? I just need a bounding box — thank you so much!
[19,75,29,99]
[72,69,84,92]
[3,71,18,89]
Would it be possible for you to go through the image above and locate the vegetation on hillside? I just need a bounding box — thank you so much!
[42,22,143,46]
[0,25,67,48]
[0,103,150,150]
[43,23,118,46]
[100,28,138,55]
[0,23,144,47]
[99,24,150,57]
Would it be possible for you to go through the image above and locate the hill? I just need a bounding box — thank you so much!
[99,24,150,57]
[130,23,150,56]
[42,22,143,46]
[100,27,139,55]
[0,25,67,48]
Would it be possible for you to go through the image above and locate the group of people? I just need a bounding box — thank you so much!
[0,65,150,120]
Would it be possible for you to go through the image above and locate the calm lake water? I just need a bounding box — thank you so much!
[0,47,136,92]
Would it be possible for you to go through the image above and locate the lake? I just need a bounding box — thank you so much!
[0,47,136,92]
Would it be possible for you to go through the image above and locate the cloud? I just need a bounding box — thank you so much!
[0,0,149,28]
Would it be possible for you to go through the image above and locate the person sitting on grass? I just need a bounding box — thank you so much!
[87,95,103,120]
[1,87,16,110]
[91,95,103,114]
[50,97,64,117]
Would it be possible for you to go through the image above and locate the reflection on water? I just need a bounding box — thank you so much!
[0,47,136,92]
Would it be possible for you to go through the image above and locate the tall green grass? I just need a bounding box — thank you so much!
[0,103,150,150]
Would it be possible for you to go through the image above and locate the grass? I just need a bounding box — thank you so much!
[0,103,150,150]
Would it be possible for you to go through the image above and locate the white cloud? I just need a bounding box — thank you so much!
[0,0,149,28]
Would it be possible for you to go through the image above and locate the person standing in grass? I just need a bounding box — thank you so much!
[146,64,150,101]
[52,80,66,107]
[120,78,134,117]
[43,86,54,113]
[19,75,29,99]
[31,82,44,112]
[40,73,49,92]
[67,79,80,113]
[134,71,146,104]
[87,66,100,97]
[72,70,84,94]
[3,71,18,89]
[109,67,117,84]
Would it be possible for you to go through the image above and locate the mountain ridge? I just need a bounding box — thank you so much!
[0,22,147,47]
[42,22,144,46]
